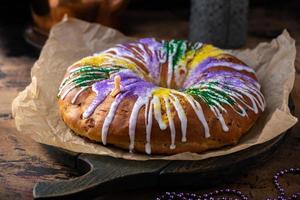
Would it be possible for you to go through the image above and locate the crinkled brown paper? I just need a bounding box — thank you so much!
[12,18,298,160]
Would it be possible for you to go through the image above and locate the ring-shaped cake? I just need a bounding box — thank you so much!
[58,38,265,155]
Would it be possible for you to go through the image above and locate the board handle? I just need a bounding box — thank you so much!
[33,154,169,199]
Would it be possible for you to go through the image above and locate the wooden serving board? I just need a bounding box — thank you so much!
[33,98,294,199]
[33,135,286,199]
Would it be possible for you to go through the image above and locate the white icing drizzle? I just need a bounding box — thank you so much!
[96,50,146,78]
[169,93,187,142]
[163,96,176,149]
[174,91,210,138]
[128,96,148,152]
[173,42,187,87]
[194,42,203,50]
[145,99,153,154]
[187,76,265,133]
[101,95,123,145]
[207,62,255,73]
[223,82,265,114]
[60,85,76,100]
[152,96,167,130]
[167,47,175,88]
[158,47,167,63]
[71,87,88,104]
[211,106,229,132]
[142,42,161,84]
[59,78,103,99]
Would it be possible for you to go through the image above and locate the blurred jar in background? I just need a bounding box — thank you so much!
[189,0,248,48]
[31,0,128,36]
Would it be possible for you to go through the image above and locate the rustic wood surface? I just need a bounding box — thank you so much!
[1,5,300,200]
[33,132,286,199]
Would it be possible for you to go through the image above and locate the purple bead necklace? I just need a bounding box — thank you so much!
[269,167,300,200]
[156,167,300,200]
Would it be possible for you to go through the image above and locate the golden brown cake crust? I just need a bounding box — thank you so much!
[58,41,264,155]
[59,71,262,155]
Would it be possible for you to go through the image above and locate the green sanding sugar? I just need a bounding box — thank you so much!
[184,82,235,106]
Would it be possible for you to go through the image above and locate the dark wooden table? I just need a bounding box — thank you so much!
[1,6,300,200]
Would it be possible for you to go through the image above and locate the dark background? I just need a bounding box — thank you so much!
[0,0,299,57]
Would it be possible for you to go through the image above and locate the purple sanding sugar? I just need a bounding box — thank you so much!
[202,70,258,86]
[184,57,255,88]
[83,70,156,118]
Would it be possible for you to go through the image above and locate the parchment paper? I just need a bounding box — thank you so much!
[12,18,298,160]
